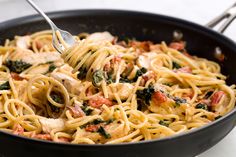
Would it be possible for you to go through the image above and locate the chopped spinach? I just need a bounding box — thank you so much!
[195,103,209,110]
[119,77,132,83]
[105,118,114,124]
[80,118,104,129]
[123,37,131,44]
[46,61,54,64]
[6,60,32,73]
[48,64,56,73]
[81,118,114,129]
[159,120,169,127]
[77,67,87,80]
[106,78,113,84]
[48,92,63,113]
[173,97,186,107]
[50,92,64,104]
[106,71,114,84]
[133,67,147,81]
[48,103,60,113]
[82,107,93,116]
[136,85,155,105]
[137,99,146,111]
[172,61,181,69]
[92,70,104,87]
[97,126,111,139]
[92,119,104,125]
[204,91,213,99]
[0,81,10,90]
[140,67,147,73]
[81,103,93,116]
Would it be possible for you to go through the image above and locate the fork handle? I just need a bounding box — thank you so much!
[26,0,58,30]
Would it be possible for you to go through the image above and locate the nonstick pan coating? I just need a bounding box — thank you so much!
[0,10,236,157]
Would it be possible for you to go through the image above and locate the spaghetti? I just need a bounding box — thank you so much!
[0,30,235,144]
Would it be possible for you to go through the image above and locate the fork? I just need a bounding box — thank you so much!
[26,0,76,53]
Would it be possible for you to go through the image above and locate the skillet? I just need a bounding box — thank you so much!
[0,5,236,157]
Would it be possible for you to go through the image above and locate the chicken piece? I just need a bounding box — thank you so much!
[136,52,158,69]
[16,36,31,49]
[153,83,168,93]
[105,122,126,140]
[22,52,61,65]
[8,49,61,65]
[39,118,64,133]
[50,72,82,95]
[107,83,134,100]
[87,32,114,43]
[26,64,50,74]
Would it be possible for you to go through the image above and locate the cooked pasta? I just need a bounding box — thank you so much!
[0,30,235,144]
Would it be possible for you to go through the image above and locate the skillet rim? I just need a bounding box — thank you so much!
[0,9,236,148]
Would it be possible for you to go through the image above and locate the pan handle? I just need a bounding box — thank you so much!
[206,2,236,33]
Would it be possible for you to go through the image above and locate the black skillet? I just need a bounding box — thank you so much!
[0,3,236,157]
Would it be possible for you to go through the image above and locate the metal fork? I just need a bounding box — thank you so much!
[26,0,76,53]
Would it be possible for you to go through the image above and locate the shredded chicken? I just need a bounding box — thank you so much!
[16,36,31,49]
[87,32,114,43]
[39,118,64,133]
[8,49,61,65]
[50,72,82,95]
[27,64,50,74]
[108,83,134,100]
[136,52,158,69]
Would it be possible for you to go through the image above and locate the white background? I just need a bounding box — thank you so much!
[0,0,236,156]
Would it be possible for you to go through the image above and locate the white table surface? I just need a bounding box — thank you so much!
[0,0,236,156]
